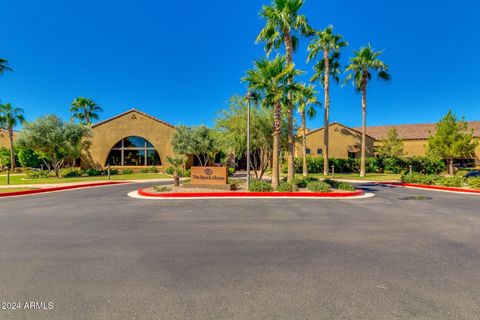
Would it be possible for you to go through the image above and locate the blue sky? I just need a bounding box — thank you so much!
[1,0,479,130]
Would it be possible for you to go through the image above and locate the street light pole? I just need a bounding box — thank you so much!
[246,91,256,189]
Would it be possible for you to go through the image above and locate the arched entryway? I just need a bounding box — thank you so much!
[105,136,161,166]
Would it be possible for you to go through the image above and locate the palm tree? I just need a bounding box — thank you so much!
[0,58,12,75]
[295,84,320,176]
[257,0,313,183]
[166,155,186,187]
[70,97,103,125]
[0,103,25,170]
[243,56,301,188]
[345,44,391,177]
[307,25,348,176]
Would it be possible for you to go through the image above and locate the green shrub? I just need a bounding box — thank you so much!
[323,178,339,188]
[407,157,446,175]
[153,186,172,192]
[228,167,235,176]
[122,169,134,175]
[85,169,103,176]
[17,148,43,168]
[165,166,176,175]
[276,182,298,192]
[401,173,440,185]
[436,176,465,187]
[140,167,158,173]
[292,176,319,188]
[248,180,273,192]
[467,177,480,190]
[383,157,407,174]
[182,169,191,177]
[366,157,383,173]
[307,181,331,192]
[323,178,355,191]
[25,169,52,179]
[336,182,356,191]
[60,168,82,178]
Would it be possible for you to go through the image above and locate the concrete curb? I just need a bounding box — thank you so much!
[0,181,128,198]
[383,182,480,195]
[133,188,370,200]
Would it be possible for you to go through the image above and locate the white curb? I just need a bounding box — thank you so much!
[127,191,375,200]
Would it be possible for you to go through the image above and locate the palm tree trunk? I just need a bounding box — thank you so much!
[448,159,454,176]
[302,111,308,177]
[360,80,367,177]
[323,51,330,176]
[272,101,282,189]
[284,31,295,183]
[8,127,15,170]
[84,109,90,125]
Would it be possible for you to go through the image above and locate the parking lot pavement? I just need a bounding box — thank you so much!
[0,182,479,319]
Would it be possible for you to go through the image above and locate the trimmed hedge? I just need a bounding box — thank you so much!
[401,173,466,188]
[284,156,446,175]
[323,178,356,191]
[307,181,331,192]
[248,180,273,192]
[292,176,319,188]
[468,178,480,190]
[276,182,298,192]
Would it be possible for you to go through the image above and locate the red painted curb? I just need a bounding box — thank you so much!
[137,188,365,198]
[0,181,127,197]
[383,182,480,195]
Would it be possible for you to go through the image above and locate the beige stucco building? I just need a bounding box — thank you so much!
[359,122,480,167]
[298,121,480,168]
[81,109,176,169]
[295,123,376,159]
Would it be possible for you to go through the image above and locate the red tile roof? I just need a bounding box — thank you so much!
[354,121,480,141]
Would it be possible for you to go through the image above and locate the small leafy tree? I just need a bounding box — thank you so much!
[427,111,478,175]
[166,155,186,187]
[171,125,217,166]
[215,95,276,180]
[16,115,91,177]
[16,147,43,168]
[377,127,404,158]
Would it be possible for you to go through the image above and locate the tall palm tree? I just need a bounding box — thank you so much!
[243,56,301,188]
[307,25,348,176]
[257,0,313,183]
[0,103,24,170]
[70,97,103,125]
[295,84,320,176]
[0,58,13,75]
[345,44,391,177]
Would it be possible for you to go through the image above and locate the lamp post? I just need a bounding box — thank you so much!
[246,91,256,189]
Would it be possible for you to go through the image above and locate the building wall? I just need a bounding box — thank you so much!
[375,139,480,168]
[0,130,12,149]
[81,110,176,169]
[295,123,375,159]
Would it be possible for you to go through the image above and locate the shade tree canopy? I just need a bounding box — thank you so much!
[16,115,91,177]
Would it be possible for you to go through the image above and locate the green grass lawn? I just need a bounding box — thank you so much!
[0,187,38,193]
[0,173,171,185]
[304,173,401,182]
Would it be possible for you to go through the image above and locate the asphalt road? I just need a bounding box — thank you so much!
[0,182,479,319]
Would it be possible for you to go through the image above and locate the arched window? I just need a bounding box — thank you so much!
[106,136,161,166]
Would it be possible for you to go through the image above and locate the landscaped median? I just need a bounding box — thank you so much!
[132,177,369,200]
[0,181,127,197]
[383,173,480,195]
